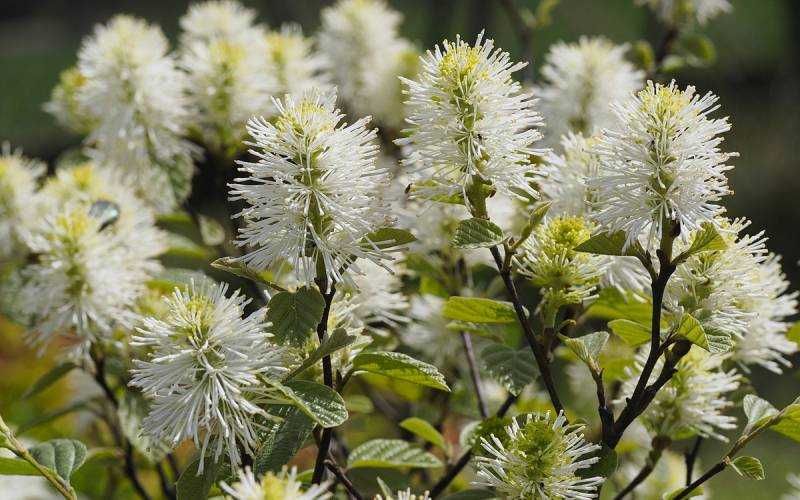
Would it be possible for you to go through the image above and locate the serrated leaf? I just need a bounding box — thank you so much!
[176,456,224,500]
[684,222,726,257]
[676,314,731,353]
[264,379,348,428]
[608,319,650,346]
[266,287,325,346]
[211,257,286,292]
[771,402,800,443]
[442,296,516,324]
[575,231,642,257]
[347,439,442,469]
[29,439,86,482]
[255,406,314,475]
[399,417,445,449]
[451,218,504,249]
[363,228,416,251]
[730,456,764,480]
[285,328,359,380]
[23,362,77,399]
[0,457,39,476]
[561,331,608,370]
[352,351,450,392]
[743,394,779,434]
[480,343,537,396]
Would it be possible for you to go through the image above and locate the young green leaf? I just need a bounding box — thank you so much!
[574,230,643,257]
[264,379,348,428]
[210,257,286,291]
[480,343,537,395]
[586,289,654,325]
[363,227,417,250]
[352,351,450,392]
[254,406,314,475]
[682,222,726,258]
[730,456,765,480]
[442,296,516,324]
[197,214,225,246]
[675,314,731,353]
[608,319,650,347]
[29,439,87,482]
[560,331,609,372]
[347,439,442,469]
[742,394,779,434]
[770,401,800,443]
[266,286,325,346]
[451,218,505,249]
[399,417,445,449]
[22,362,77,399]
[284,328,359,380]
[0,457,39,476]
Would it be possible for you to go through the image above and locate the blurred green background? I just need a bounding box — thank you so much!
[1,0,798,497]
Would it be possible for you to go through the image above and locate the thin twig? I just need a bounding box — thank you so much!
[429,393,518,498]
[460,332,489,418]
[489,245,565,414]
[613,437,669,499]
[674,461,727,500]
[324,459,364,500]
[312,283,338,485]
[684,436,703,485]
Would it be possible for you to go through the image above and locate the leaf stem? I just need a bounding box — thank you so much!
[460,332,489,418]
[311,279,338,485]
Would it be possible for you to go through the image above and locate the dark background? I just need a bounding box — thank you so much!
[0,0,798,496]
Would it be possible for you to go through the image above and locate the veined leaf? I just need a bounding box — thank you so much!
[29,439,86,482]
[0,457,38,476]
[575,231,643,257]
[608,319,650,347]
[347,439,442,469]
[683,222,726,257]
[176,456,225,500]
[771,401,800,443]
[676,314,731,353]
[480,343,537,396]
[586,289,653,325]
[264,379,348,428]
[743,394,779,434]
[451,218,504,249]
[266,287,325,346]
[730,456,765,480]
[560,331,609,371]
[399,417,445,449]
[352,351,450,392]
[363,228,416,251]
[285,328,359,380]
[211,257,286,292]
[255,406,314,475]
[23,362,77,399]
[442,297,516,324]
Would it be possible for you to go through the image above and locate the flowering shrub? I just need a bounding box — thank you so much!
[1,0,799,499]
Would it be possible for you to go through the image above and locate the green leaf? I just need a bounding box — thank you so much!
[23,362,77,399]
[363,228,416,251]
[771,402,800,443]
[683,222,726,258]
[148,268,216,293]
[176,456,224,500]
[347,439,442,469]
[676,314,731,353]
[441,490,498,500]
[682,33,717,67]
[742,394,779,434]
[285,328,359,380]
[264,379,348,428]
[399,417,445,449]
[0,457,39,476]
[560,331,609,371]
[29,439,86,482]
[211,257,286,291]
[16,400,92,435]
[163,233,213,262]
[608,319,650,347]
[266,287,325,346]
[663,486,704,499]
[480,343,537,396]
[255,406,314,475]
[451,218,504,249]
[442,296,516,324]
[730,456,765,480]
[575,230,642,257]
[444,320,512,341]
[352,351,450,392]
[586,288,653,325]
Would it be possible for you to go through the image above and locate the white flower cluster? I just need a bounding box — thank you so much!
[399,32,545,206]
[222,466,331,500]
[537,37,644,144]
[637,0,732,25]
[230,90,396,287]
[131,281,290,470]
[0,145,45,260]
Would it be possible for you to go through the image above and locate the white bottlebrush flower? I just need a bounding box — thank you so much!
[22,204,161,353]
[265,24,329,98]
[474,411,603,499]
[376,489,431,500]
[400,294,462,367]
[539,133,601,218]
[221,466,332,500]
[318,0,416,129]
[179,0,264,47]
[78,15,196,212]
[536,37,644,144]
[230,90,396,287]
[783,474,800,500]
[637,0,732,25]
[44,67,94,134]
[619,346,739,441]
[590,81,735,249]
[398,32,545,205]
[515,216,606,315]
[131,281,290,470]
[347,259,409,330]
[0,145,45,260]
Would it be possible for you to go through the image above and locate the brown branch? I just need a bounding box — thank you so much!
[311,282,338,485]
[673,461,726,500]
[460,332,489,418]
[324,459,364,500]
[684,436,703,485]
